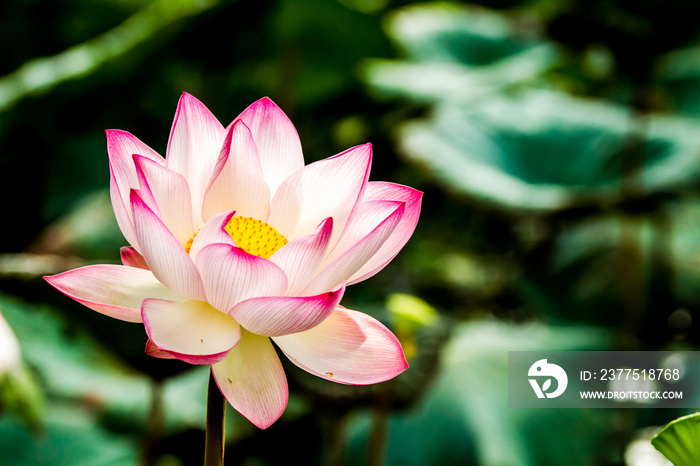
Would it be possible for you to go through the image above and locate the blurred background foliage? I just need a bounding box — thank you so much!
[1,0,700,464]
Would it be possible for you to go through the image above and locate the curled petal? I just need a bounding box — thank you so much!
[273,307,408,385]
[348,183,423,284]
[235,97,304,197]
[230,283,345,337]
[145,339,176,359]
[194,243,287,313]
[44,265,180,323]
[120,247,148,269]
[213,329,288,429]
[203,120,270,223]
[303,202,404,296]
[166,93,226,226]
[268,143,371,245]
[269,217,332,296]
[131,190,206,301]
[142,299,240,365]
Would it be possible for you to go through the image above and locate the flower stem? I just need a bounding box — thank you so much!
[367,406,388,466]
[204,368,226,466]
[140,379,164,466]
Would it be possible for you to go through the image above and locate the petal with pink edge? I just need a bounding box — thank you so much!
[268,143,371,246]
[110,166,140,252]
[230,283,345,337]
[142,299,240,365]
[106,129,164,207]
[213,329,288,429]
[322,200,404,267]
[235,97,304,197]
[269,217,332,296]
[273,307,408,385]
[302,202,404,296]
[348,183,423,284]
[131,191,206,301]
[120,247,148,269]
[194,243,287,313]
[145,339,176,359]
[134,154,194,245]
[202,120,270,223]
[166,93,226,226]
[44,265,181,323]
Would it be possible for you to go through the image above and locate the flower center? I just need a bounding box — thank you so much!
[184,217,288,259]
[224,217,288,259]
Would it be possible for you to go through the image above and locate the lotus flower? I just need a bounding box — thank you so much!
[45,94,422,428]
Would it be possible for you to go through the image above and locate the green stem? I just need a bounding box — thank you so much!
[204,368,226,466]
[367,406,388,466]
[140,379,164,466]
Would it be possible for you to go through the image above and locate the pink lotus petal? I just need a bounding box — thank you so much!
[145,339,176,359]
[166,93,227,226]
[134,154,194,245]
[348,183,423,284]
[323,200,404,268]
[273,307,408,385]
[235,97,304,197]
[230,283,345,337]
[44,265,181,323]
[110,165,140,252]
[120,247,148,269]
[302,202,405,296]
[268,143,371,247]
[194,243,288,313]
[131,185,161,219]
[202,120,270,223]
[131,190,206,301]
[213,330,288,429]
[269,217,333,296]
[187,210,237,262]
[142,299,240,365]
[106,129,164,204]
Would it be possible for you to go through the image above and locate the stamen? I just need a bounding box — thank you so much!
[224,217,288,259]
[183,217,288,259]
[184,230,198,254]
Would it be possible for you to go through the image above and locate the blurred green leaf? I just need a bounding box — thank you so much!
[521,196,700,325]
[344,321,613,466]
[272,0,392,106]
[386,293,439,330]
[656,45,700,117]
[669,199,700,308]
[0,0,226,112]
[0,365,44,429]
[365,3,700,212]
[363,3,559,102]
[651,412,700,466]
[0,404,137,466]
[0,292,151,413]
[396,90,700,211]
[31,190,124,260]
[386,3,523,64]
